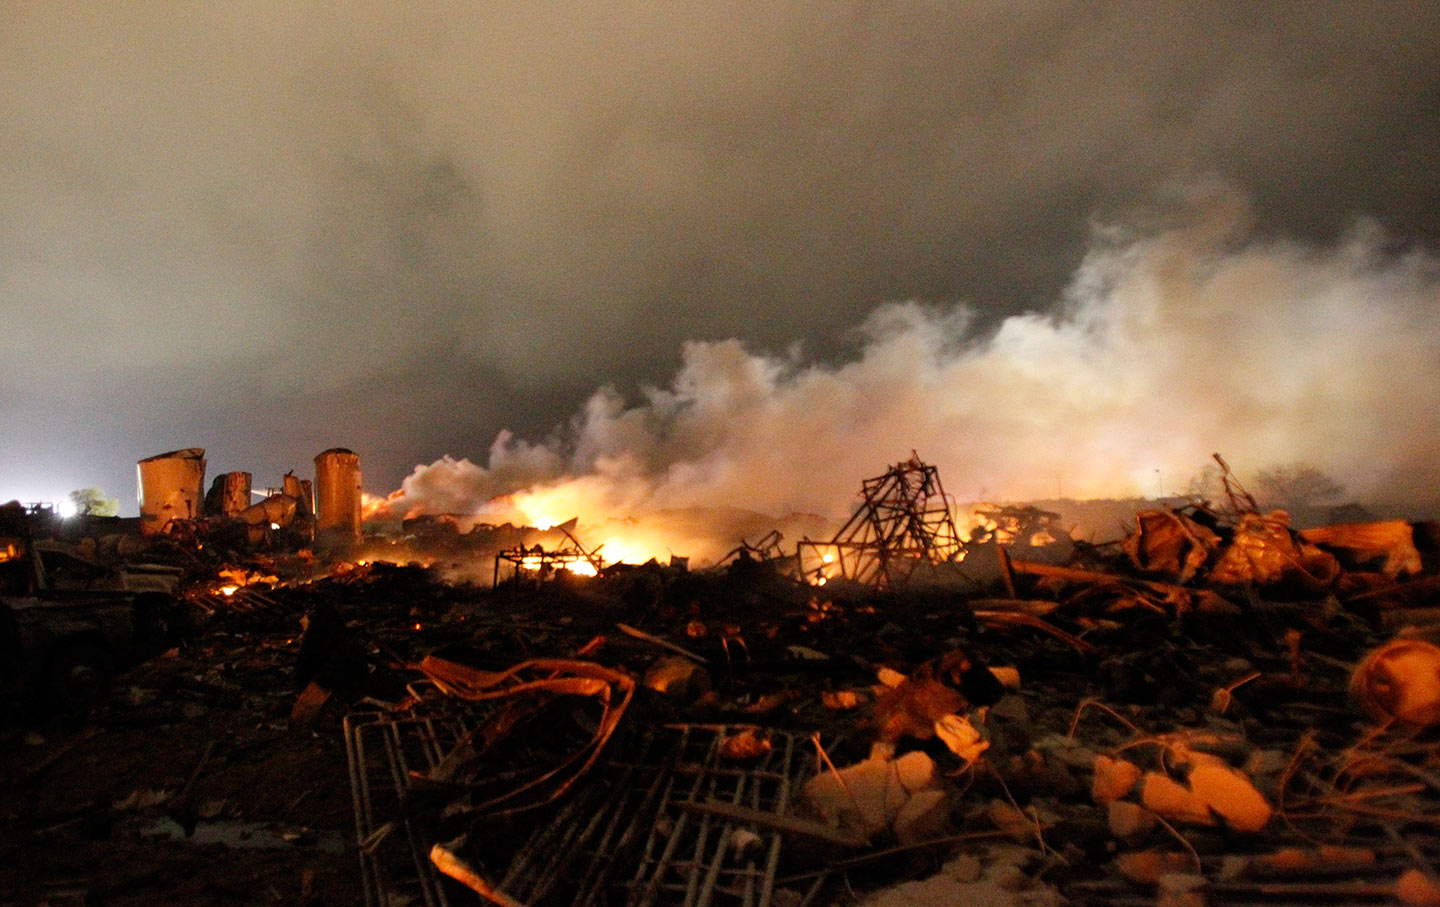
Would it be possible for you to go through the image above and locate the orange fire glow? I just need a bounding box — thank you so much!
[215,566,277,596]
[360,492,391,522]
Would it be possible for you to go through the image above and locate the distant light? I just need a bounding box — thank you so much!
[269,522,280,530]
[56,500,77,519]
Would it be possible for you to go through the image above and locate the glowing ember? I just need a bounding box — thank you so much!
[513,554,599,576]
[214,566,278,597]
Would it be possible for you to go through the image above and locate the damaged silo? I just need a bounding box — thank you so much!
[314,448,362,549]
[205,471,252,519]
[282,472,314,522]
[137,448,207,536]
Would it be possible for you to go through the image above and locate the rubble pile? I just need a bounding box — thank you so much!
[2,461,1440,906]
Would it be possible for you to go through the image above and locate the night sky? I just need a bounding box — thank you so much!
[5,2,1440,522]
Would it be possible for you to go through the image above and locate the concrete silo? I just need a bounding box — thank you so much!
[137,448,207,536]
[314,448,362,549]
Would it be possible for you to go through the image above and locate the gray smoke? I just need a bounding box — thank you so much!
[375,189,1440,561]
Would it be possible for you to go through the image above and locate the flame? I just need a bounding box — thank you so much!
[593,538,649,566]
[512,553,599,577]
[215,566,278,597]
[361,493,391,522]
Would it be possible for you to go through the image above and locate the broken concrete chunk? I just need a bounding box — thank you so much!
[988,666,1022,690]
[875,666,907,688]
[1033,734,1099,771]
[642,655,711,701]
[1107,800,1157,838]
[1140,772,1213,826]
[1188,762,1272,831]
[892,788,950,844]
[933,713,990,764]
[719,727,772,760]
[1115,850,1195,885]
[798,748,947,843]
[892,750,938,793]
[985,799,1033,843]
[1092,755,1142,804]
[1139,762,1272,832]
[729,828,763,861]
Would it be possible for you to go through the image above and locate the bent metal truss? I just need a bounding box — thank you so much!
[797,455,966,590]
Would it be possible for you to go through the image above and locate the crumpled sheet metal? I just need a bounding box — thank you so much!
[1123,509,1221,584]
[415,655,635,816]
[1207,511,1341,590]
[1300,520,1425,578]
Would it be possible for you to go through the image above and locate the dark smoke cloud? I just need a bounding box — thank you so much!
[2,2,1439,509]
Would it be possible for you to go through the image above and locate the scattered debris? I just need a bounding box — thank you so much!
[7,453,1440,906]
[1350,637,1440,726]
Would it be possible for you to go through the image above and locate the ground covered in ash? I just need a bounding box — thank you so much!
[2,527,1438,906]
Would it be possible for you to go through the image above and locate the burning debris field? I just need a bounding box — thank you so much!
[3,451,1440,907]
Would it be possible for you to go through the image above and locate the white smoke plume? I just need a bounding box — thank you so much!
[373,191,1440,562]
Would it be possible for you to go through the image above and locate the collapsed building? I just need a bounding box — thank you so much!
[4,453,1440,907]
